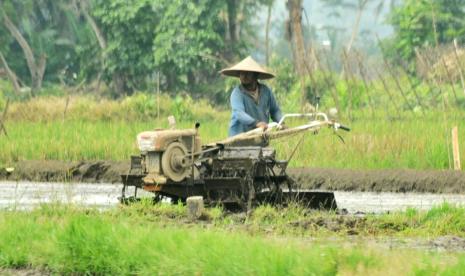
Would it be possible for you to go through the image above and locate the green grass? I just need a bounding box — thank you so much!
[1,113,464,170]
[241,203,465,238]
[369,203,465,237]
[1,203,465,275]
[0,95,464,169]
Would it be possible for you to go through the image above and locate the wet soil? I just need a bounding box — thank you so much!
[0,268,48,276]
[1,160,465,193]
[288,167,465,193]
[0,160,128,184]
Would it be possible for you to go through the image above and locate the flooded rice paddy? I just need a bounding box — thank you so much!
[1,181,465,213]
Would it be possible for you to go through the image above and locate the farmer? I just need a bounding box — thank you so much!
[220,56,283,137]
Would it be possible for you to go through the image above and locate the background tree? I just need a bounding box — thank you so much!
[92,0,159,95]
[0,0,96,94]
[388,0,465,70]
[152,0,225,93]
[91,0,270,98]
[286,0,310,109]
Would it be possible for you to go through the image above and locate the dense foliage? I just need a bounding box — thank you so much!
[1,0,465,108]
[0,0,91,89]
[93,0,228,94]
[388,0,465,69]
[0,0,270,98]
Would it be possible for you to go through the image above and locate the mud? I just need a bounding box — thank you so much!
[2,160,465,193]
[291,221,465,251]
[0,268,48,276]
[330,236,465,252]
[0,160,128,184]
[289,167,465,193]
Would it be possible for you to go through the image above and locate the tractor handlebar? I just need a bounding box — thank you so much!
[267,112,350,133]
[338,124,351,132]
[212,111,350,146]
[333,123,351,132]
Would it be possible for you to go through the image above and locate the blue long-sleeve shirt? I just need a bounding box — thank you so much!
[228,83,283,137]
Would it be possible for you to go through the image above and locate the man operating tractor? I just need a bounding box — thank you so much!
[121,56,349,210]
[221,56,284,137]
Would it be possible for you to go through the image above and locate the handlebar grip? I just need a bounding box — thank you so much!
[339,124,351,132]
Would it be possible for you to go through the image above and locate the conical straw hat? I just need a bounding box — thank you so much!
[220,56,275,79]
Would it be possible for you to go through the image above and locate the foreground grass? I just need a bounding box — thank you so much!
[247,203,465,238]
[1,203,465,275]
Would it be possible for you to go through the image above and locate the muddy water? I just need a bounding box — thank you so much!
[1,181,465,213]
[334,191,465,213]
[0,182,121,210]
[0,181,154,210]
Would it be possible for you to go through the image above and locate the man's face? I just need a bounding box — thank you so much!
[239,71,257,85]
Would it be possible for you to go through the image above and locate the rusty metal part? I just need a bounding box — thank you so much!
[137,129,201,152]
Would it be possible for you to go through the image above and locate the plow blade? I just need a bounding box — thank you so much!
[283,190,337,210]
[256,190,337,210]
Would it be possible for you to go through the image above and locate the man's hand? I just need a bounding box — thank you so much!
[277,123,288,130]
[256,122,268,130]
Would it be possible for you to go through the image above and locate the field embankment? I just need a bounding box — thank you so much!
[2,160,465,193]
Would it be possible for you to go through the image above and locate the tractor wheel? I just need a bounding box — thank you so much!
[161,142,190,182]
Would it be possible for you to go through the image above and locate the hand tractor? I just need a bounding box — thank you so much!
[121,111,350,211]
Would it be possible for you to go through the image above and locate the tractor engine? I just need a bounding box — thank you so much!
[135,128,201,184]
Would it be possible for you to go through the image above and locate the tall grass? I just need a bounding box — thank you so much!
[1,113,464,170]
[0,206,368,275]
[243,203,465,238]
[1,204,465,275]
[369,203,465,237]
[0,95,464,169]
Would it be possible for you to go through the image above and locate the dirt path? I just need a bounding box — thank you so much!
[1,160,465,193]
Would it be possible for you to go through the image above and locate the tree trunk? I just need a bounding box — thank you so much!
[82,9,107,50]
[0,51,21,94]
[346,0,368,54]
[225,0,239,61]
[36,54,46,91]
[287,0,307,110]
[265,4,272,65]
[77,0,108,93]
[287,0,306,75]
[226,0,238,44]
[2,10,45,94]
[112,72,131,96]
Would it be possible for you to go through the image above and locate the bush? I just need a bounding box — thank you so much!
[171,94,194,121]
[3,92,226,122]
